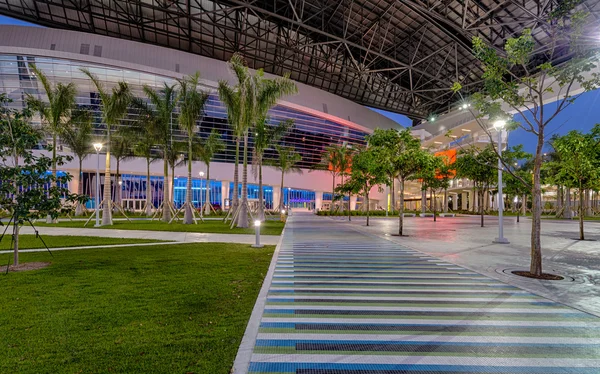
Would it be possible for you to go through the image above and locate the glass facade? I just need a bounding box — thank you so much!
[229,182,274,209]
[173,178,221,208]
[0,54,369,170]
[283,188,316,209]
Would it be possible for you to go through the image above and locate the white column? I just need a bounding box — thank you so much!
[70,172,80,195]
[221,180,229,210]
[350,195,357,211]
[421,190,427,213]
[315,191,323,211]
[461,192,468,210]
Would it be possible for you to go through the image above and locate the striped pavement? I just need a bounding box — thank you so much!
[240,214,600,374]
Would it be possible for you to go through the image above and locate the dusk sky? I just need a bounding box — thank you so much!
[2,14,598,155]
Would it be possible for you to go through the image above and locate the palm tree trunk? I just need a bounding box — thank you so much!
[204,163,211,216]
[102,131,112,225]
[162,158,171,222]
[114,159,121,212]
[75,157,84,216]
[399,177,405,236]
[184,139,194,224]
[366,192,370,226]
[232,137,240,212]
[580,184,585,240]
[330,173,335,213]
[47,133,58,223]
[236,131,249,228]
[145,158,152,217]
[280,171,285,211]
[258,160,264,220]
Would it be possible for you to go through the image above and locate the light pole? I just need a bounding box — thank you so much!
[93,143,103,227]
[199,171,205,218]
[252,220,263,248]
[493,120,509,244]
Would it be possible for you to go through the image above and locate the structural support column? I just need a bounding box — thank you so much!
[350,195,357,211]
[272,185,281,211]
[461,192,468,211]
[221,180,230,211]
[315,191,323,212]
[421,190,426,213]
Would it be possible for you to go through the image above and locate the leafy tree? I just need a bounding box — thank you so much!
[218,54,297,228]
[336,145,354,220]
[367,129,400,213]
[253,117,293,219]
[392,129,428,236]
[338,146,389,226]
[422,155,453,221]
[452,6,600,275]
[177,73,209,224]
[197,129,225,215]
[26,63,77,223]
[313,145,343,213]
[454,146,497,227]
[81,68,131,225]
[548,126,600,240]
[270,145,302,211]
[0,95,80,265]
[60,109,93,216]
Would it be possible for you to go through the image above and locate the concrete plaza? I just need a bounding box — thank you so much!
[235,213,600,374]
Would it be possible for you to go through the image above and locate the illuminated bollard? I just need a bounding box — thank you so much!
[252,220,264,248]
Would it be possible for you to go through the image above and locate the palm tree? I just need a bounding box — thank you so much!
[26,63,77,222]
[253,117,293,219]
[80,68,131,225]
[197,129,225,215]
[133,136,158,217]
[138,83,178,222]
[271,145,302,211]
[177,73,209,224]
[110,133,135,210]
[314,144,344,212]
[60,109,93,216]
[219,54,297,228]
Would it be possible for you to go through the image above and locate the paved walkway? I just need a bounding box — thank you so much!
[235,214,600,374]
[16,226,280,246]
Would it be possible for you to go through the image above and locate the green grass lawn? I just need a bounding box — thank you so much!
[0,235,164,250]
[36,219,285,235]
[0,242,274,374]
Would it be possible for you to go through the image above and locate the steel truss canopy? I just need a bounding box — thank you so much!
[1,0,600,119]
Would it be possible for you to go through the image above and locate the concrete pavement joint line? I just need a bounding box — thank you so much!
[348,221,600,319]
[232,219,287,374]
[245,213,600,374]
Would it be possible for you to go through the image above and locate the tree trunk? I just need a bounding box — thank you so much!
[102,131,112,225]
[75,158,84,216]
[161,158,171,222]
[258,160,264,221]
[529,134,544,276]
[280,171,285,211]
[480,190,484,227]
[236,132,249,228]
[232,137,240,213]
[366,192,370,226]
[183,139,194,224]
[579,185,585,240]
[517,203,520,223]
[145,158,152,217]
[46,134,58,223]
[13,223,19,266]
[421,188,426,214]
[399,177,405,236]
[433,191,437,222]
[330,173,335,213]
[390,179,395,213]
[556,185,563,218]
[114,159,121,212]
[204,163,211,216]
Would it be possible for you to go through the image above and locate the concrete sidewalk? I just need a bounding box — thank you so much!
[234,213,600,374]
[17,226,280,246]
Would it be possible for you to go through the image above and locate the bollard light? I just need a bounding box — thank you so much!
[252,220,263,248]
[93,143,103,227]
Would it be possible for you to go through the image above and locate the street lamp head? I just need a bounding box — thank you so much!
[493,119,506,130]
[93,143,103,152]
[199,171,205,177]
[254,220,261,227]
[281,209,286,215]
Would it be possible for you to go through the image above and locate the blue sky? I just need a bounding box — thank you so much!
[2,14,598,155]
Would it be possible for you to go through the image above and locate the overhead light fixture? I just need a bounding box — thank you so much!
[461,129,471,132]
[434,141,443,144]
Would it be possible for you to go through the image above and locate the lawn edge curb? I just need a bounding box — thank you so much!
[231,219,286,374]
